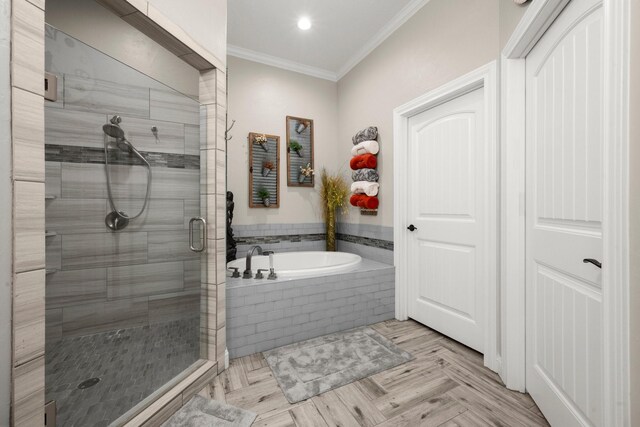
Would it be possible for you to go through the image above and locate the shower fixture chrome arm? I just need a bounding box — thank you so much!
[103,117,153,229]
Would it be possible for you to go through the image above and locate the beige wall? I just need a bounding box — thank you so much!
[630,0,640,423]
[46,0,200,97]
[499,0,529,49]
[337,0,500,227]
[227,56,339,225]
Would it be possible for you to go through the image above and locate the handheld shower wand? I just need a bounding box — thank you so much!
[102,115,152,231]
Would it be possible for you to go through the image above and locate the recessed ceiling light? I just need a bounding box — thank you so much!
[297,17,311,30]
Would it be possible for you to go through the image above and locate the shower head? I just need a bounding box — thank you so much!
[102,123,125,140]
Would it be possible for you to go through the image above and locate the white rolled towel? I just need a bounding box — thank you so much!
[351,140,379,156]
[351,181,379,197]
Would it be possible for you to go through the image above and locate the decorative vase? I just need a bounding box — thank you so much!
[298,173,306,184]
[262,168,271,177]
[326,208,336,251]
[263,198,270,207]
[259,143,269,152]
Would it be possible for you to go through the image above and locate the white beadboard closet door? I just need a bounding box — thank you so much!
[407,88,486,353]
[525,0,604,425]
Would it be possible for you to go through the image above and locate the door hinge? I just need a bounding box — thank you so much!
[44,400,56,427]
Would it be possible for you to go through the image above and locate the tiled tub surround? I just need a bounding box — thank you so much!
[226,259,395,358]
[337,222,394,265]
[232,222,394,265]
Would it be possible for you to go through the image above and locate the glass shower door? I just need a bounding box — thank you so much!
[44,25,203,426]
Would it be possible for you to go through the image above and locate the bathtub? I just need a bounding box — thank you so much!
[227,251,362,278]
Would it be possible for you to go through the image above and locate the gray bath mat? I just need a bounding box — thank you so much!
[162,395,256,427]
[264,326,413,403]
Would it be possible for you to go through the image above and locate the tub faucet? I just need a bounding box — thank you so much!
[243,245,263,279]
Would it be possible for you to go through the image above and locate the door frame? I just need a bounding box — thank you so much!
[393,61,500,372]
[501,0,630,424]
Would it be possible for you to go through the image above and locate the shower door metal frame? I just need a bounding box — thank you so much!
[8,0,228,425]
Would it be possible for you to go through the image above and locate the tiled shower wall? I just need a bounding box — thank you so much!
[45,27,201,342]
[231,222,394,265]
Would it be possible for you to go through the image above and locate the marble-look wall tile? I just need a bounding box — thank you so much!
[215,194,225,240]
[61,163,197,200]
[198,70,216,106]
[45,309,62,344]
[215,239,226,284]
[216,283,225,330]
[45,198,107,234]
[113,115,185,154]
[150,88,199,125]
[148,292,199,324]
[184,259,201,290]
[216,105,226,152]
[216,69,226,109]
[215,149,225,195]
[183,199,201,229]
[61,232,148,269]
[151,167,200,200]
[61,162,145,199]
[107,261,184,299]
[46,268,107,309]
[65,75,150,117]
[11,0,44,95]
[45,108,106,148]
[45,235,61,271]
[62,297,149,338]
[45,161,61,198]
[14,181,45,273]
[12,88,44,181]
[13,356,44,427]
[185,125,200,156]
[110,198,184,231]
[148,230,196,263]
[14,269,45,365]
[200,327,216,361]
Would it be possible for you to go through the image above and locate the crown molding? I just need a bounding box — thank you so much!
[228,0,430,83]
[227,44,338,82]
[336,0,431,80]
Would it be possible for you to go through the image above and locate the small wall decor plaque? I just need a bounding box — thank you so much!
[286,116,314,187]
[249,132,280,208]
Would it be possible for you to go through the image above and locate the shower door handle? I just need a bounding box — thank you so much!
[189,217,207,252]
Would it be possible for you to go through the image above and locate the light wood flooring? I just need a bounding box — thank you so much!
[198,319,549,426]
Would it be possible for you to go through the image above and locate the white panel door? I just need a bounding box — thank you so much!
[526,0,604,426]
[407,88,486,352]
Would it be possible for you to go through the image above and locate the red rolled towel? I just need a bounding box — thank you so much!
[351,194,379,209]
[350,154,377,170]
[350,194,364,207]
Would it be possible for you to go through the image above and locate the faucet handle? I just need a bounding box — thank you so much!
[255,269,269,279]
[227,267,240,278]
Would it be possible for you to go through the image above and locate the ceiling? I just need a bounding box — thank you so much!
[227,0,428,81]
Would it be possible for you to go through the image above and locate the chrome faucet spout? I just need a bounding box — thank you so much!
[243,245,263,279]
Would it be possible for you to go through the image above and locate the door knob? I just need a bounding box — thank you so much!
[583,258,602,269]
[407,224,417,232]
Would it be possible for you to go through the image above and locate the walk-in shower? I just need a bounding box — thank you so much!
[103,115,152,231]
[44,24,203,426]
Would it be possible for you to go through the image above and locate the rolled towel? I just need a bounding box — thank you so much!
[352,127,378,145]
[351,181,379,197]
[352,168,379,182]
[350,194,363,207]
[350,194,379,209]
[351,140,379,156]
[349,154,377,170]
